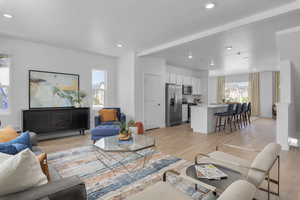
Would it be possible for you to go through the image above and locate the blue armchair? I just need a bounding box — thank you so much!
[94,107,126,127]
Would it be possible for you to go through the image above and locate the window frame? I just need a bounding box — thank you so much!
[92,69,107,109]
[224,81,249,103]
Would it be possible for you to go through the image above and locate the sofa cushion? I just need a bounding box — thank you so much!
[199,151,251,175]
[127,181,191,200]
[218,180,256,200]
[0,126,18,143]
[0,149,48,196]
[247,143,281,186]
[0,152,11,163]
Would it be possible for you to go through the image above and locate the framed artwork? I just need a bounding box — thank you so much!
[29,70,80,109]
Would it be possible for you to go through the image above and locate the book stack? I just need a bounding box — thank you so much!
[195,164,228,180]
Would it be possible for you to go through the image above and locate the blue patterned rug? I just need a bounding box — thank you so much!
[48,146,214,200]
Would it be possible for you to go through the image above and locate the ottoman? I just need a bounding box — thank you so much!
[91,125,120,143]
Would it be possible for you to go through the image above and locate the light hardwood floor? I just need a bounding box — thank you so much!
[39,118,300,200]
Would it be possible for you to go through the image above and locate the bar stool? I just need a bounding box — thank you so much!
[241,103,248,127]
[233,103,242,129]
[246,102,252,124]
[214,104,235,133]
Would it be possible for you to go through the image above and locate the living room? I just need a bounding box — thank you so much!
[1,1,300,200]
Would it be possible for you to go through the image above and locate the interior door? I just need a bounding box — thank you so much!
[144,74,162,130]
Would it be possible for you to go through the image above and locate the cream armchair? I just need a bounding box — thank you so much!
[127,170,256,200]
[195,143,281,200]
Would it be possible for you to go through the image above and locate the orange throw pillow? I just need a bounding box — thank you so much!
[99,109,117,122]
[37,153,50,181]
[0,126,18,143]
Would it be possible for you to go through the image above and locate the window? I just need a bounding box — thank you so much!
[0,54,10,113]
[225,81,249,103]
[92,70,106,108]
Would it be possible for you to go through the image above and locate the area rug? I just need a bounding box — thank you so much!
[48,146,214,200]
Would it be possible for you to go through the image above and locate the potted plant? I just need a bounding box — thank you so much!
[73,91,87,107]
[128,120,138,135]
[119,121,131,141]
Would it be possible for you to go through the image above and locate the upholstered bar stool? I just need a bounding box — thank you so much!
[241,103,248,127]
[233,103,242,129]
[246,102,252,124]
[214,104,235,133]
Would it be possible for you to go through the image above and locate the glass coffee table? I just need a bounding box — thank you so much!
[94,134,155,152]
[93,134,156,174]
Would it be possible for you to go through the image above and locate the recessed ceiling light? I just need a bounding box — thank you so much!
[3,13,13,19]
[116,43,123,48]
[226,46,233,50]
[188,55,193,59]
[205,2,216,9]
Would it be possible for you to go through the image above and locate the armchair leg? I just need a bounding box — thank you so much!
[258,156,280,198]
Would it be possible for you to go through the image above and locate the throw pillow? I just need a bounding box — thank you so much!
[0,143,18,155]
[99,109,117,122]
[0,149,48,196]
[6,131,32,150]
[37,153,50,181]
[0,126,18,143]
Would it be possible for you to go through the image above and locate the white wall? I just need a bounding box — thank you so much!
[260,72,273,118]
[117,52,136,121]
[277,28,300,139]
[0,36,117,128]
[208,77,217,104]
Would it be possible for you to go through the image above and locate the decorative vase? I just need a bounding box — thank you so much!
[129,127,138,135]
[74,102,81,108]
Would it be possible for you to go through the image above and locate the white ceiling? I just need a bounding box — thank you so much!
[149,10,300,75]
[0,0,297,57]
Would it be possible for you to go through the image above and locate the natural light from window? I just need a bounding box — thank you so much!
[92,70,106,108]
[0,55,10,113]
[225,81,249,103]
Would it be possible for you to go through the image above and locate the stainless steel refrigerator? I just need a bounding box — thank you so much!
[166,83,182,126]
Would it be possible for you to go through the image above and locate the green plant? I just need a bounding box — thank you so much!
[128,120,135,127]
[72,91,87,104]
[120,121,128,134]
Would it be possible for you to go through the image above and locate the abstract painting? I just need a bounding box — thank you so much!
[29,70,79,108]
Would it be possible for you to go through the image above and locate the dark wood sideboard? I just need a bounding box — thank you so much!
[22,107,90,135]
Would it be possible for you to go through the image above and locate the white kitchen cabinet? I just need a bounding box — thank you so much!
[176,74,184,85]
[192,78,201,95]
[169,73,176,84]
[182,104,188,122]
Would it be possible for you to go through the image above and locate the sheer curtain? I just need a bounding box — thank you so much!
[249,72,260,116]
[217,76,225,104]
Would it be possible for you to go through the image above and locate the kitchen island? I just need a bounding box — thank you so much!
[190,104,228,134]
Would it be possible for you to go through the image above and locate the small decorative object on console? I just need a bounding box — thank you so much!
[118,121,132,141]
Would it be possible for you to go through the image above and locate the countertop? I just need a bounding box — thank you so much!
[190,104,228,108]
